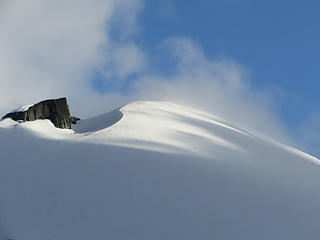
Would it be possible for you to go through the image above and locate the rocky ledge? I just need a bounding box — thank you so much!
[2,97,80,129]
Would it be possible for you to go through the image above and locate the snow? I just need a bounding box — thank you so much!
[0,118,17,128]
[10,104,33,113]
[0,101,320,240]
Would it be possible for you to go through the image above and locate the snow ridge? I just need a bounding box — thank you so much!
[1,101,320,240]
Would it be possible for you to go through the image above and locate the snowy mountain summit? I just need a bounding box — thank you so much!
[0,101,320,240]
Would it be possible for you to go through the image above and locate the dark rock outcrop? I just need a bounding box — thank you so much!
[2,97,79,129]
[70,116,80,124]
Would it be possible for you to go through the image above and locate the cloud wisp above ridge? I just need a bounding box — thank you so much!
[133,37,291,143]
[1,0,317,151]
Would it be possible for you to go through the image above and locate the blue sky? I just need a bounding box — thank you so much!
[140,0,319,127]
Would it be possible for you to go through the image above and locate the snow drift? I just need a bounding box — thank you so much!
[0,101,319,240]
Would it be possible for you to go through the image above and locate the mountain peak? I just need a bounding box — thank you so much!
[1,100,320,239]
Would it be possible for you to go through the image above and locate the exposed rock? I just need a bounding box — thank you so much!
[2,97,78,129]
[71,116,80,124]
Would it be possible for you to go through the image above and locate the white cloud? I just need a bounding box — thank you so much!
[99,43,147,83]
[0,0,144,116]
[133,37,291,143]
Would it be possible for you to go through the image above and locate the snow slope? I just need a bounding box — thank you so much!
[0,101,320,240]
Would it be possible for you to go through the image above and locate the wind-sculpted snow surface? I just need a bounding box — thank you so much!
[0,101,320,240]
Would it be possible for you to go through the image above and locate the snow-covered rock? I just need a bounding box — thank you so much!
[2,98,73,129]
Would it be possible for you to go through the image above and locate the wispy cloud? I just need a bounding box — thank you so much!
[0,0,145,116]
[133,37,291,143]
[296,112,320,157]
[159,1,178,20]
